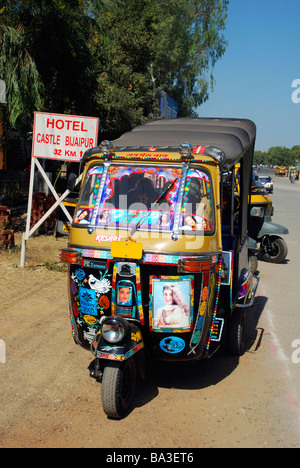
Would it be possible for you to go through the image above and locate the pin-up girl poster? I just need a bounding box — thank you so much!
[151,277,192,331]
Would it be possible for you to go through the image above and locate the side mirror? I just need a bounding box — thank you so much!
[67,173,77,191]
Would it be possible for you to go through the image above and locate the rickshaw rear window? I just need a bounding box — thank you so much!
[74,164,214,233]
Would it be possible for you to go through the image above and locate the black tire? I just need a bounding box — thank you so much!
[248,252,258,274]
[228,309,246,356]
[261,236,288,263]
[101,359,136,419]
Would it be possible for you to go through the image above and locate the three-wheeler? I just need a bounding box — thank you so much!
[248,172,288,264]
[289,168,299,182]
[61,118,259,418]
[274,166,287,177]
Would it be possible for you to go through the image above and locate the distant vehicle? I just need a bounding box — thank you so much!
[259,175,274,193]
[274,166,287,177]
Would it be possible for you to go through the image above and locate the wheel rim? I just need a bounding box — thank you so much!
[267,241,279,257]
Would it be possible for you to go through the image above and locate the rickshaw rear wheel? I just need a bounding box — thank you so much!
[228,309,246,356]
[101,359,136,419]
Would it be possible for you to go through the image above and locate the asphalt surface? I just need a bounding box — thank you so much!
[254,168,300,436]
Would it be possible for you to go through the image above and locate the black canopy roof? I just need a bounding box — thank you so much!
[112,118,256,169]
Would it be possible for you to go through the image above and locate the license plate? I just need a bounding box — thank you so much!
[111,240,143,260]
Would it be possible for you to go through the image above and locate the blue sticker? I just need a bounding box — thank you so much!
[79,287,97,316]
[75,269,86,281]
[159,336,185,354]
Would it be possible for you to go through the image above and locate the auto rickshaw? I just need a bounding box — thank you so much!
[248,172,288,264]
[61,118,259,418]
[274,165,287,177]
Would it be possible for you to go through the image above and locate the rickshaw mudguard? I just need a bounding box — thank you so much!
[257,221,289,239]
[94,323,144,362]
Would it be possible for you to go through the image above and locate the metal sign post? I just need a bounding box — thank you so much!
[20,112,99,267]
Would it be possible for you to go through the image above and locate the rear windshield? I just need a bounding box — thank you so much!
[74,163,214,233]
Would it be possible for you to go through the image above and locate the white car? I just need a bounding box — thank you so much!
[259,176,273,193]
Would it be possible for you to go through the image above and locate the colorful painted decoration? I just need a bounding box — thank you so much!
[70,268,112,344]
[159,336,186,354]
[205,258,222,352]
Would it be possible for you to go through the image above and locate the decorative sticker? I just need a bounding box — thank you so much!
[79,287,97,316]
[70,268,112,344]
[159,336,186,354]
[74,208,92,224]
[88,271,112,294]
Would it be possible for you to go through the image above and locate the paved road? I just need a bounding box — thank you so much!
[255,169,300,438]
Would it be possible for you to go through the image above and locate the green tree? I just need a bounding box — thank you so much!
[254,150,270,166]
[1,0,228,138]
[268,146,293,167]
[290,145,300,166]
[0,24,43,131]
[1,0,98,120]
[150,0,229,115]
[91,0,229,137]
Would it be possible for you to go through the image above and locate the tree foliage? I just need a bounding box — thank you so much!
[0,24,43,130]
[91,0,229,137]
[0,0,228,137]
[254,146,300,167]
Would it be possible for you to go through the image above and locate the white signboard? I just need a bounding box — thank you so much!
[32,112,99,162]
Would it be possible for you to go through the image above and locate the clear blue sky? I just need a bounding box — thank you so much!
[196,0,300,151]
